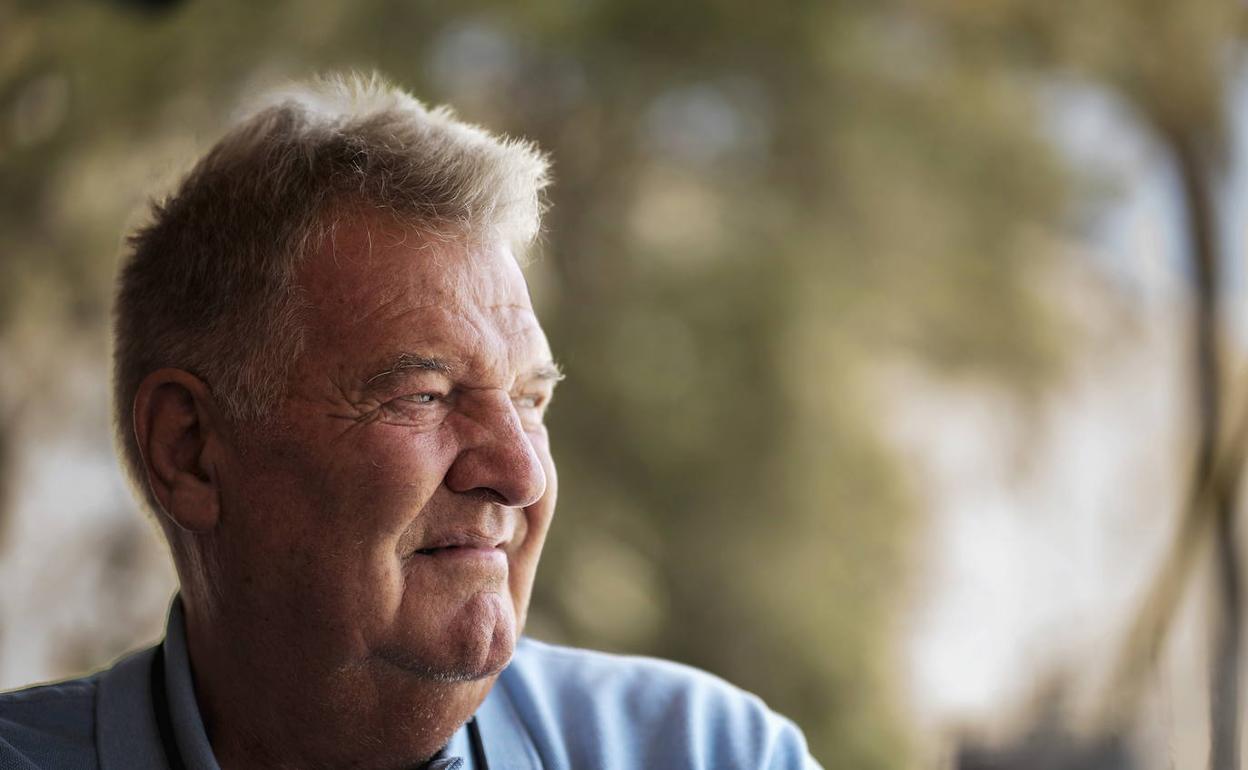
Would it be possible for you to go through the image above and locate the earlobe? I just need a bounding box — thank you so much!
[133,368,222,533]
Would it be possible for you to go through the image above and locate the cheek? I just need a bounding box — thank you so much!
[508,433,557,594]
[528,429,558,532]
[329,426,458,521]
[226,425,458,597]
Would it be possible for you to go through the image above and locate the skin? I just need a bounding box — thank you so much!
[133,218,560,769]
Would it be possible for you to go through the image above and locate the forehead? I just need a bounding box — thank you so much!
[297,218,549,376]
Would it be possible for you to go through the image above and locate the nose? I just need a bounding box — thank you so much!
[445,390,547,508]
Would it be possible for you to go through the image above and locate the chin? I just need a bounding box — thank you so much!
[442,591,517,679]
[380,591,517,682]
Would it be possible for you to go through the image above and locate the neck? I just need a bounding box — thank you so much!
[181,599,492,770]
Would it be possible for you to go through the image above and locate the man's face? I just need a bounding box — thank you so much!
[214,219,558,684]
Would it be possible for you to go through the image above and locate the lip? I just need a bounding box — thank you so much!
[410,529,509,561]
[415,531,506,552]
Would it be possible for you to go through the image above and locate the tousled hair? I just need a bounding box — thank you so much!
[113,71,551,515]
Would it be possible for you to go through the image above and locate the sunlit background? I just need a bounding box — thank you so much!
[3,1,1248,767]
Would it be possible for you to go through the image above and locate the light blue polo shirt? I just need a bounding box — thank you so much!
[0,601,822,769]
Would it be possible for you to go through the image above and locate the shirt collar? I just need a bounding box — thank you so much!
[161,597,221,770]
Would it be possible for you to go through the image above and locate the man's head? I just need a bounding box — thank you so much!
[113,73,557,686]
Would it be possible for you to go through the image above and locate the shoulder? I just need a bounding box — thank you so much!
[507,637,764,716]
[500,638,821,769]
[0,675,101,769]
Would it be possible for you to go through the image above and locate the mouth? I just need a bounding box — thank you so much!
[414,544,501,556]
[412,531,508,558]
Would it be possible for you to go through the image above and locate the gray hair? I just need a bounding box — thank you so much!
[113,71,551,514]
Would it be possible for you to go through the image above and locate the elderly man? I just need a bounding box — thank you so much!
[0,73,820,769]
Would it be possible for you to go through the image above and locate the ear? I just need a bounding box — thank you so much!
[133,368,224,532]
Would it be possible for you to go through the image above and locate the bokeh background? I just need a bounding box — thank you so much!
[4,0,1248,767]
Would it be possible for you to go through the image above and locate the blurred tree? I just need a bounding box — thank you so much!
[902,0,1248,765]
[0,0,1090,765]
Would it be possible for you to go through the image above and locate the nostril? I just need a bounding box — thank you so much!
[463,488,508,506]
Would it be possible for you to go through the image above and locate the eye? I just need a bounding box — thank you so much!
[513,392,549,410]
[377,390,451,426]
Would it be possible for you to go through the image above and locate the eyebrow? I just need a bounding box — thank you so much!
[365,353,453,385]
[529,361,566,383]
[364,354,565,386]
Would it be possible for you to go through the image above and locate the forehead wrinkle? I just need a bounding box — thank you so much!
[344,289,442,328]
[482,299,543,335]
[452,316,553,390]
[332,258,549,388]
